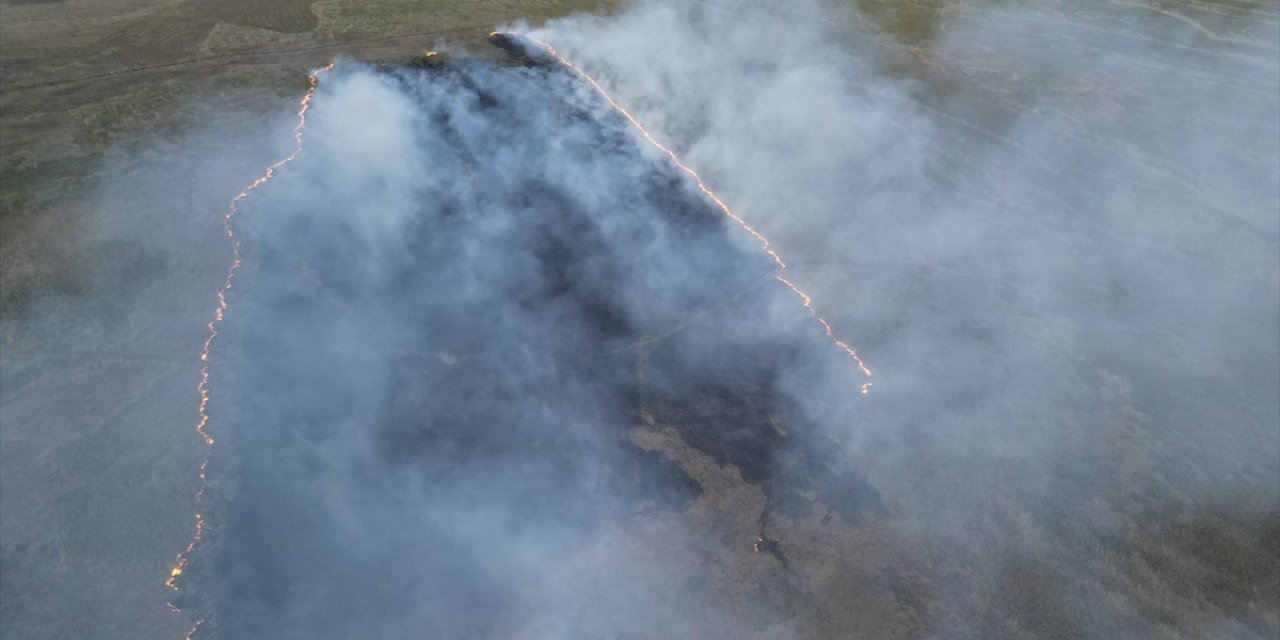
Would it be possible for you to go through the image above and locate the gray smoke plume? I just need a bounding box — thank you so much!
[5,1,1273,639]
[191,47,884,638]
[177,1,1279,637]
[516,1,1278,638]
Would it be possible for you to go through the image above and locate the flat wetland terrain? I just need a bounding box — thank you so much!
[2,1,1278,639]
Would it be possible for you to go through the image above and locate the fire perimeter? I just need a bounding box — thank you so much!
[165,30,872,633]
[497,31,873,394]
[165,63,333,626]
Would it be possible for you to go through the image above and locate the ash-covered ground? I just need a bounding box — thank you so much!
[2,2,1277,639]
[190,56,885,639]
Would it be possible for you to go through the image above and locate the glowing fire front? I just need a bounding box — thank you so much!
[495,31,873,394]
[164,32,875,635]
[166,63,333,620]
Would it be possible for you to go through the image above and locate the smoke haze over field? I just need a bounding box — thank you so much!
[2,0,1277,639]
[199,53,885,638]
[199,1,1278,637]
[529,3,1278,636]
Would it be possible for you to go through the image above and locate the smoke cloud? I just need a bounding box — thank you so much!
[190,44,889,638]
[43,0,1266,638]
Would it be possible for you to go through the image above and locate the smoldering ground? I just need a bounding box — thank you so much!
[185,0,1280,637]
[184,50,884,639]
[525,1,1280,638]
[3,0,1275,638]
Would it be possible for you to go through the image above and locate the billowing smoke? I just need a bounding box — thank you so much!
[174,1,1280,637]
[525,2,1280,637]
[188,45,886,638]
[4,0,1271,638]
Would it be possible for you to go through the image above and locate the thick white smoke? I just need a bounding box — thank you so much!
[2,1,1274,639]
[186,1,1278,636]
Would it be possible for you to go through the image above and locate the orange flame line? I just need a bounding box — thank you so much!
[776,275,872,393]
[503,32,872,394]
[166,63,333,602]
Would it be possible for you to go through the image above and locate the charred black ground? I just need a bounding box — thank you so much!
[187,55,881,637]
